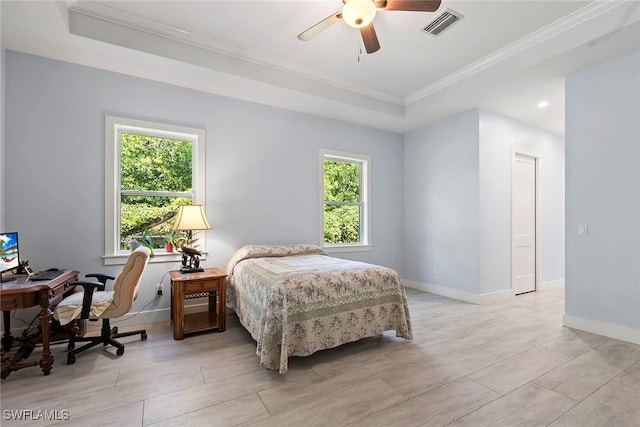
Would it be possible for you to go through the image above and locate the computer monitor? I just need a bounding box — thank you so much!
[0,232,20,276]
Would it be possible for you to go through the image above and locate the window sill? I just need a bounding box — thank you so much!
[103,251,207,266]
[323,245,371,254]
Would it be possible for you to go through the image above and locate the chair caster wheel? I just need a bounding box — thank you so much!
[141,333,147,341]
[116,348,124,356]
[67,355,76,365]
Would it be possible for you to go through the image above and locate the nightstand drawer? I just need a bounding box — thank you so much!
[183,280,220,294]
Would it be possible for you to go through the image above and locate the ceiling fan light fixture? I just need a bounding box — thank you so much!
[342,0,376,28]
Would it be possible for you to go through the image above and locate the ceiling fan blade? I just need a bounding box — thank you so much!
[297,11,343,41]
[360,23,380,54]
[375,0,441,12]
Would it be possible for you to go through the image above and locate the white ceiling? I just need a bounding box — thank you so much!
[2,1,640,135]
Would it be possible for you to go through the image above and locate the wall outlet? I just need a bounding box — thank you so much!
[578,224,589,235]
[156,283,163,296]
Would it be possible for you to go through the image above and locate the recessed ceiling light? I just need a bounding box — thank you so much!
[537,101,549,109]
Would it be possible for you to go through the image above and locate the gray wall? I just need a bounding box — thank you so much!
[403,108,565,302]
[403,110,481,295]
[479,110,565,295]
[565,51,640,342]
[4,51,404,317]
[1,41,4,230]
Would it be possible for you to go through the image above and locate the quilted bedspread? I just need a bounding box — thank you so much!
[226,244,412,373]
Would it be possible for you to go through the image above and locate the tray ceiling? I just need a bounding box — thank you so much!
[2,1,640,134]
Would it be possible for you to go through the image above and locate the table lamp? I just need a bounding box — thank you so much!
[172,205,212,273]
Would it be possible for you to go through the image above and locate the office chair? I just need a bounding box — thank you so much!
[55,246,151,364]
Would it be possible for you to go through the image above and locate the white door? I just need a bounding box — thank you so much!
[512,153,537,295]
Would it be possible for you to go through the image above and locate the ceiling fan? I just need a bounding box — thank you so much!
[297,0,442,54]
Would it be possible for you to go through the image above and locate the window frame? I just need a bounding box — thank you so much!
[104,115,206,265]
[319,149,371,253]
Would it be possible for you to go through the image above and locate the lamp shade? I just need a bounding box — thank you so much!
[172,205,212,231]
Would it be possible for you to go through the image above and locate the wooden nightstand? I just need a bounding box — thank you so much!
[169,267,227,340]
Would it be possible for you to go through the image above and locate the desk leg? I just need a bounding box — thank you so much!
[38,290,54,376]
[2,310,13,351]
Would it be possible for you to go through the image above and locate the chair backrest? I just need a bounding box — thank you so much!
[108,246,151,318]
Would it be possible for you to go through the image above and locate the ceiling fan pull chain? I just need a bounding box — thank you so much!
[357,38,362,62]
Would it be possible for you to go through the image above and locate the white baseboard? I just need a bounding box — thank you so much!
[540,279,565,291]
[98,301,225,329]
[404,280,481,304]
[479,289,514,304]
[107,302,211,328]
[4,300,220,336]
[563,314,640,345]
[3,308,170,337]
[403,280,512,305]
[76,308,170,332]
[111,307,170,327]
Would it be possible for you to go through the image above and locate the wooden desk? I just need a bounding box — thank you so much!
[170,268,227,340]
[1,270,79,379]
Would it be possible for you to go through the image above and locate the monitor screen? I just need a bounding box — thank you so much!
[0,232,20,274]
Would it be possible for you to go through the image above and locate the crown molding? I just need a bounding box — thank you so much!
[405,0,632,105]
[68,1,404,106]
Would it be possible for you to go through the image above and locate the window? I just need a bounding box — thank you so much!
[105,116,205,264]
[320,150,370,252]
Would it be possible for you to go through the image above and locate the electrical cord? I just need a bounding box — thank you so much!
[111,297,157,324]
[7,310,43,342]
[12,310,39,332]
[158,271,170,287]
[111,271,171,324]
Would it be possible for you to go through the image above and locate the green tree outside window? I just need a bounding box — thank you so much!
[119,133,193,250]
[323,160,362,244]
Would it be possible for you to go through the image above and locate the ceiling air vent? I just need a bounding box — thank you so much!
[422,8,464,37]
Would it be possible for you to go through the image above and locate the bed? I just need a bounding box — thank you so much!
[225,244,412,373]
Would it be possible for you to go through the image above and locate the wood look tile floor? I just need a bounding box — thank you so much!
[2,287,640,426]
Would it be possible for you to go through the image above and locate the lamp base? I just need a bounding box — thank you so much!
[180,267,204,274]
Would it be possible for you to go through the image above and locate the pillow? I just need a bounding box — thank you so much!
[225,244,328,278]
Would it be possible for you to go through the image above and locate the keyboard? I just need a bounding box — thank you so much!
[31,270,64,281]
